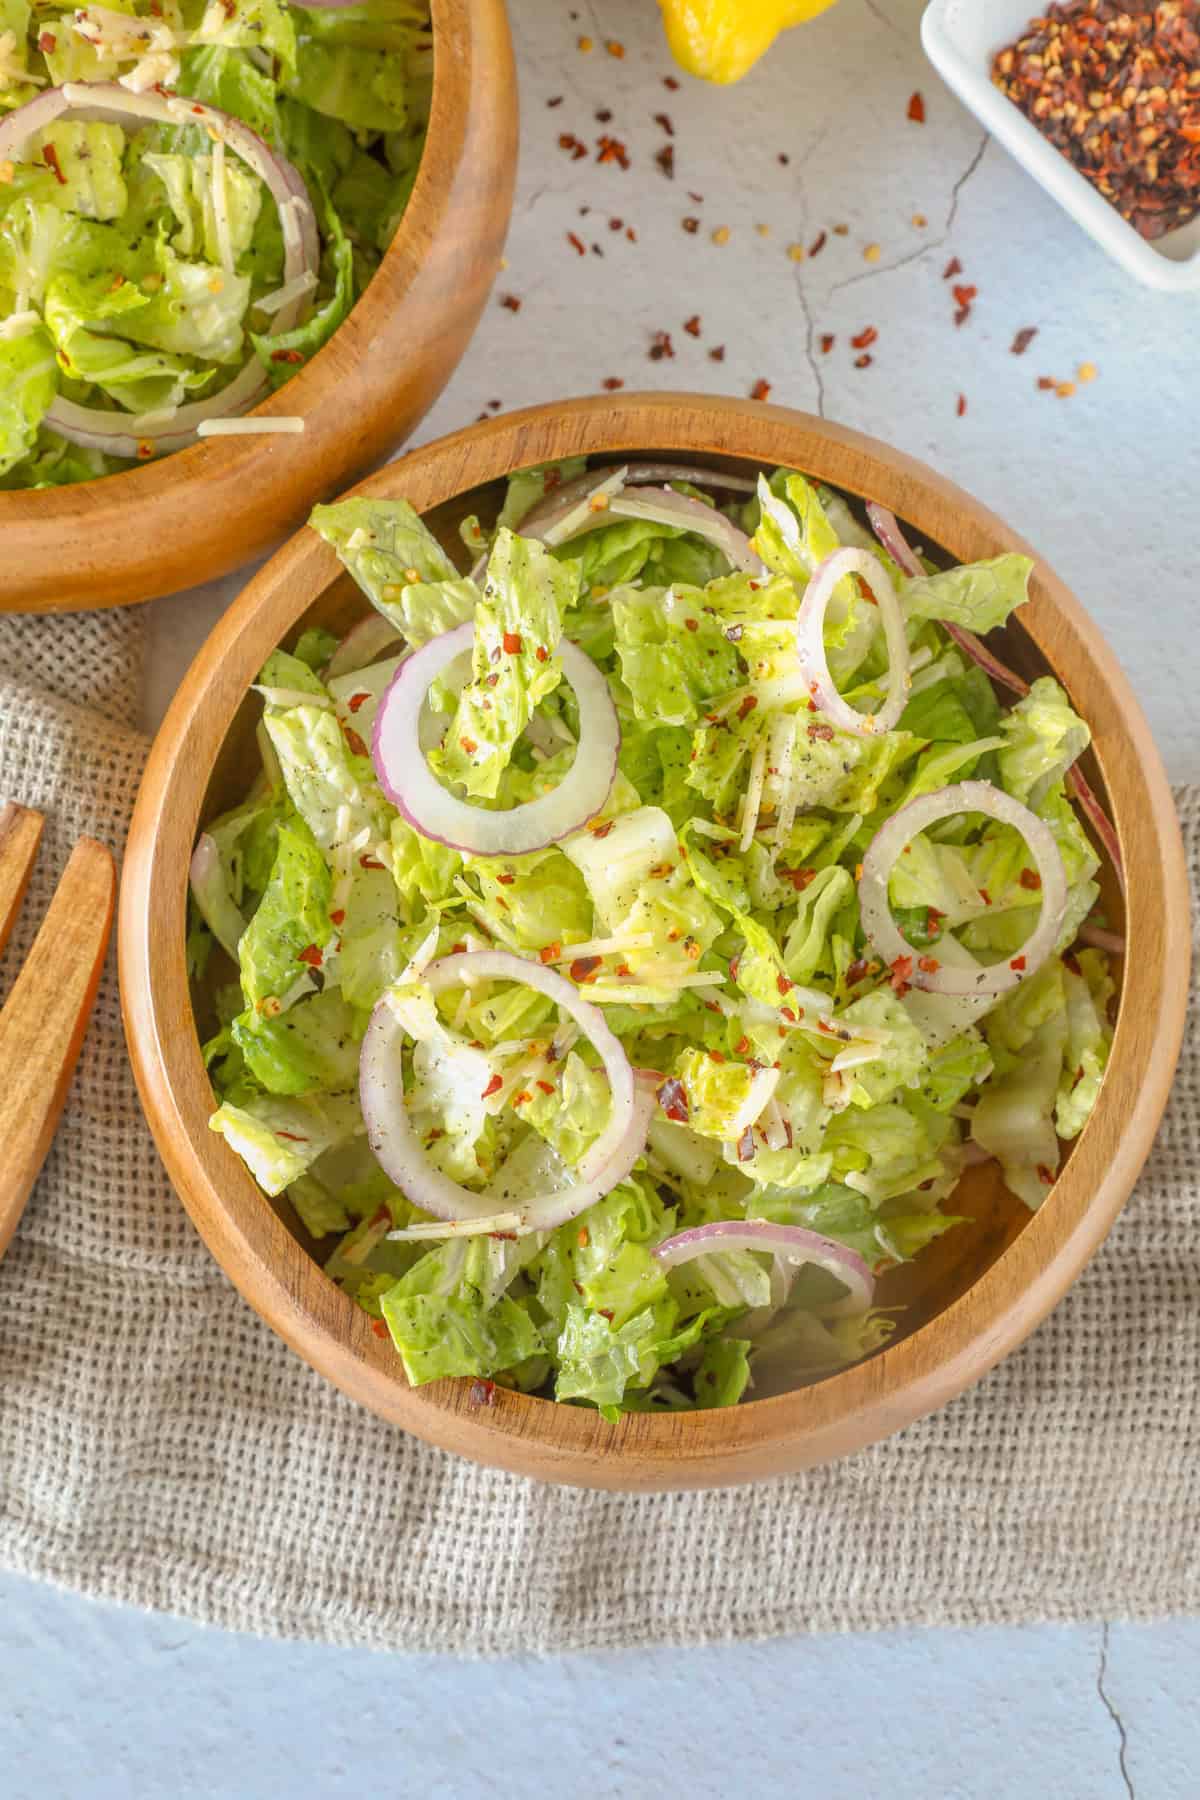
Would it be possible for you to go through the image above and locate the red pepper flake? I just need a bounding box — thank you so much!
[570,956,602,983]
[657,1077,690,1124]
[271,348,304,364]
[850,326,878,350]
[276,1130,309,1143]
[566,231,586,256]
[496,872,516,886]
[601,376,624,390]
[807,721,835,742]
[735,1035,751,1055]
[1037,376,1058,391]
[943,256,962,280]
[737,694,758,721]
[845,957,873,987]
[535,645,549,662]
[42,143,66,185]
[656,144,676,179]
[681,214,700,233]
[606,38,625,57]
[889,954,914,995]
[343,725,368,757]
[502,631,522,654]
[776,973,794,996]
[469,1379,498,1406]
[779,1006,797,1023]
[708,344,726,362]
[649,329,675,360]
[615,963,633,978]
[1018,868,1043,891]
[979,887,992,907]
[1010,955,1027,973]
[750,378,772,401]
[297,943,323,969]
[346,691,370,714]
[854,353,874,369]
[664,74,680,90]
[956,393,968,417]
[927,908,944,936]
[908,91,926,124]
[512,1090,532,1106]
[595,108,613,124]
[481,1074,503,1099]
[371,1318,390,1339]
[539,943,561,964]
[38,29,57,50]
[808,229,827,257]
[683,313,702,336]
[135,440,154,461]
[655,111,675,135]
[360,854,386,871]
[709,1048,726,1064]
[917,955,940,974]
[952,284,978,311]
[558,131,587,161]
[684,617,700,632]
[597,135,630,169]
[459,735,478,754]
[1036,1164,1055,1188]
[547,95,564,108]
[820,334,836,354]
[500,293,522,312]
[780,867,817,892]
[1011,326,1038,356]
[736,1126,756,1163]
[329,909,346,926]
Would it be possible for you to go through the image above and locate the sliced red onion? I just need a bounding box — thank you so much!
[372,623,619,856]
[1078,922,1125,956]
[652,1220,874,1317]
[867,502,1124,892]
[522,462,755,537]
[606,490,768,576]
[324,615,404,682]
[0,83,318,456]
[858,780,1068,997]
[360,950,645,1231]
[796,547,910,736]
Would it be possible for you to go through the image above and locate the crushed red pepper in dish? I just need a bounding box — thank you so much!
[992,0,1200,240]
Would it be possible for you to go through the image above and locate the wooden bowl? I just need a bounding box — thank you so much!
[120,394,1190,1491]
[0,0,516,616]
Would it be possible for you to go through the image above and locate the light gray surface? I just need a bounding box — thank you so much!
[4,1567,1198,1799]
[27,0,1199,1787]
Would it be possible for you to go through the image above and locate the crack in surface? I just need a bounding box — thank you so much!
[827,131,991,298]
[945,132,991,236]
[1097,1622,1135,1800]
[793,271,826,418]
[861,0,905,40]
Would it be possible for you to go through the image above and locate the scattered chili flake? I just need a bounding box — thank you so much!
[649,329,675,360]
[626,226,638,242]
[712,225,731,245]
[1078,361,1098,384]
[957,394,968,417]
[889,954,914,995]
[664,74,680,90]
[776,973,794,996]
[845,957,873,987]
[683,313,702,336]
[271,348,304,364]
[347,690,370,714]
[780,867,817,892]
[683,616,700,632]
[779,1005,797,1023]
[601,376,624,391]
[863,242,881,262]
[297,944,323,969]
[329,909,346,927]
[1011,326,1038,356]
[917,955,941,974]
[501,631,522,655]
[535,645,549,662]
[38,29,57,51]
[657,1077,689,1124]
[656,144,676,179]
[570,956,602,983]
[481,1074,503,1099]
[908,90,926,123]
[993,1,1200,240]
[1057,380,1076,398]
[979,887,992,906]
[952,283,978,311]
[750,378,772,401]
[558,131,587,160]
[1010,955,1028,973]
[343,725,369,758]
[371,1319,390,1339]
[735,1035,751,1056]
[854,353,874,369]
[595,108,613,124]
[708,344,726,362]
[597,135,630,170]
[496,872,516,887]
[1018,867,1043,891]
[135,440,154,461]
[360,854,386,871]
[1037,375,1058,391]
[655,111,675,135]
[681,213,700,232]
[566,231,586,256]
[459,734,478,754]
[469,1379,498,1406]
[1036,1164,1055,1188]
[819,333,836,355]
[539,943,561,965]
[850,325,879,350]
[809,229,827,256]
[512,1090,532,1106]
[42,142,66,185]
[737,695,758,721]
[609,216,624,232]
[808,721,835,742]
[943,256,963,279]
[547,95,563,108]
[590,820,615,839]
[577,34,593,51]
[606,38,624,57]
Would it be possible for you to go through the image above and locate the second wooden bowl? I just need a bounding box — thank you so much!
[0,0,516,615]
[120,394,1190,1491]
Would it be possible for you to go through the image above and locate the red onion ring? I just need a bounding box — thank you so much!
[606,489,768,576]
[521,462,756,539]
[0,83,319,455]
[360,949,646,1231]
[371,623,619,856]
[868,502,1125,893]
[858,780,1068,997]
[651,1220,874,1317]
[796,547,910,736]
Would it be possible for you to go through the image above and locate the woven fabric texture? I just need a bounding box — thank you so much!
[0,612,1196,1654]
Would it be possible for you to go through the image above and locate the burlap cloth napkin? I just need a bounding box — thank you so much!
[0,605,1196,1655]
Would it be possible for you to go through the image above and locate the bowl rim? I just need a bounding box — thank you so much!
[0,0,516,610]
[119,393,1191,1491]
[921,0,1200,293]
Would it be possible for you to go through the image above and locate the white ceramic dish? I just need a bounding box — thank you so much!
[922,0,1200,292]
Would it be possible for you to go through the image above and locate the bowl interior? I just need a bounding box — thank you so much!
[192,453,1126,1378]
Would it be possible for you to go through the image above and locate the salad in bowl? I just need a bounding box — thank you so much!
[188,458,1122,1419]
[0,0,431,485]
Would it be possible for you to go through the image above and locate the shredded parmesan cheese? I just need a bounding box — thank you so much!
[196,417,305,436]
